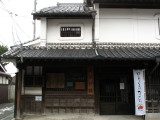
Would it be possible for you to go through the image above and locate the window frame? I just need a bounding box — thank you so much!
[45,67,87,91]
[24,66,43,87]
[60,27,81,37]
[58,24,84,41]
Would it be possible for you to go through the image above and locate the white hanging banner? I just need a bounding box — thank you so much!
[133,69,146,115]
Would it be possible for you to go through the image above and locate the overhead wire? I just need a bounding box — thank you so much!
[10,15,31,39]
[13,22,21,44]
[12,24,16,45]
[0,0,32,45]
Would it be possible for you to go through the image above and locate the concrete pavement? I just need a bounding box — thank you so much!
[0,103,14,120]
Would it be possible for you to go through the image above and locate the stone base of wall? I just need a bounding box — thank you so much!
[146,113,160,120]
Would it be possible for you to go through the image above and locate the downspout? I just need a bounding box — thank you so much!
[14,72,18,118]
[148,58,160,100]
[20,44,23,63]
[92,10,98,56]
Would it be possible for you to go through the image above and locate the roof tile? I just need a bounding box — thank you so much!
[2,43,160,60]
[33,3,92,18]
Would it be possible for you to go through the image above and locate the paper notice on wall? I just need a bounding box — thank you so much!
[120,83,125,89]
[35,96,42,101]
[133,70,146,115]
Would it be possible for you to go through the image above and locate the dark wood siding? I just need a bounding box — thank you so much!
[0,85,8,103]
[45,92,95,114]
[22,95,42,114]
[146,66,160,113]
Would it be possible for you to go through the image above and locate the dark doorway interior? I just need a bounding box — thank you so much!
[97,68,135,115]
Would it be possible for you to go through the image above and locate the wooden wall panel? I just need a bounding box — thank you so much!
[22,95,42,114]
[88,67,94,95]
[46,73,65,88]
[45,94,95,114]
[0,85,8,103]
[75,82,85,90]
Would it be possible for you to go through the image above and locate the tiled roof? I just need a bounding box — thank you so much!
[91,0,160,8]
[2,43,160,60]
[33,3,93,18]
[94,0,160,3]
[2,47,96,59]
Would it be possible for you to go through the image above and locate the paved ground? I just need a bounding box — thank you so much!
[23,114,144,120]
[0,103,14,120]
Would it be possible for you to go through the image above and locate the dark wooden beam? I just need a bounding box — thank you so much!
[88,66,94,95]
[16,68,22,119]
[94,67,100,114]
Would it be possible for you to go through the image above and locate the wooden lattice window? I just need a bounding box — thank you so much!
[60,27,81,37]
[24,66,43,87]
[45,67,87,91]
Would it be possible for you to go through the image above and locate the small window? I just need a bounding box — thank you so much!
[60,27,81,37]
[24,66,43,87]
[45,67,87,91]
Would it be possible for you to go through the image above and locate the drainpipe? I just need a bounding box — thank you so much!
[92,10,98,56]
[148,58,160,100]
[20,44,23,63]
[14,72,18,118]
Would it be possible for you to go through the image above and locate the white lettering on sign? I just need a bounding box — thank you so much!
[133,70,146,115]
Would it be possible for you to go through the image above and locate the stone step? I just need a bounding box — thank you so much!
[23,115,143,120]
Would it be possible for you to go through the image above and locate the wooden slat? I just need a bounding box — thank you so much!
[88,66,94,95]
[46,73,65,88]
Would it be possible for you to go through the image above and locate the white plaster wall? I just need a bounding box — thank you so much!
[47,19,92,43]
[0,76,2,84]
[24,87,42,95]
[8,85,15,101]
[99,8,160,43]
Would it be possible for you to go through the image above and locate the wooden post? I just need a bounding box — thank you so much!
[88,66,94,95]
[42,65,45,114]
[94,67,100,114]
[16,68,22,119]
[152,99,154,113]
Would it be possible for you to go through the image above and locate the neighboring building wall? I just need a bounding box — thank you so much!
[99,8,160,43]
[0,76,9,103]
[0,85,8,103]
[8,85,15,102]
[47,19,92,43]
[0,75,15,103]
[22,87,42,95]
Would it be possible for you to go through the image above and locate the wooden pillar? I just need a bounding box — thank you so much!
[16,68,22,119]
[94,67,100,114]
[42,65,45,114]
[88,66,94,95]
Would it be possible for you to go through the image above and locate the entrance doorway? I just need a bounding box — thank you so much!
[98,70,135,115]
